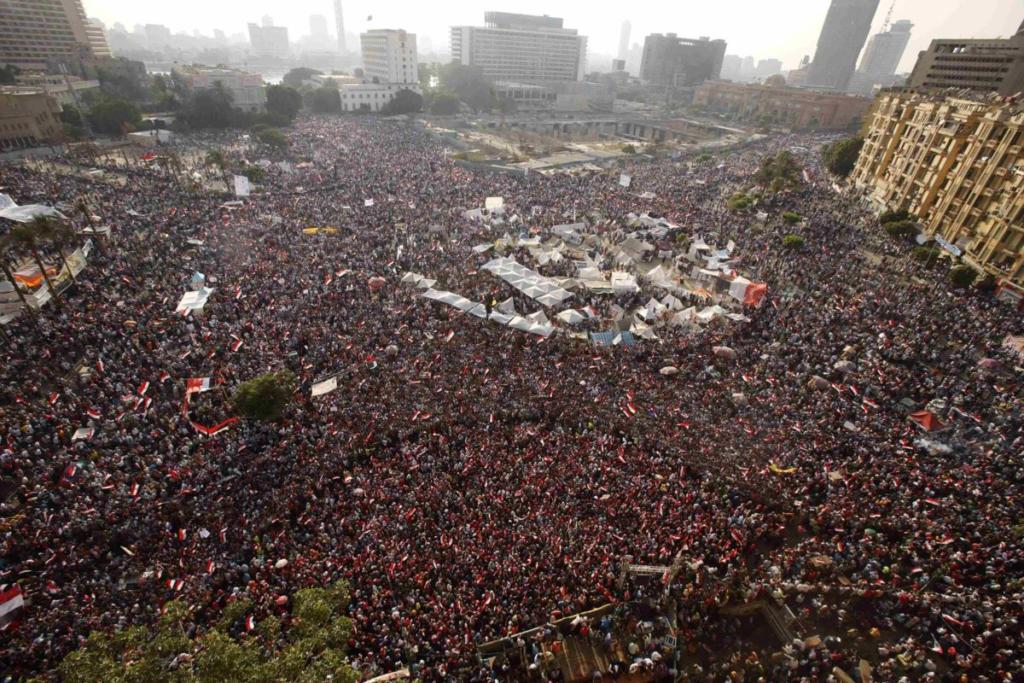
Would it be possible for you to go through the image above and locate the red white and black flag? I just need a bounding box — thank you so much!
[0,584,25,631]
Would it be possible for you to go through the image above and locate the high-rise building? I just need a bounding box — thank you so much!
[310,14,329,38]
[360,29,419,85]
[261,15,274,28]
[639,33,727,88]
[720,54,742,81]
[85,17,112,59]
[850,19,913,94]
[0,0,108,71]
[248,23,290,59]
[806,0,880,92]
[755,59,783,80]
[334,0,347,54]
[853,90,1024,291]
[145,24,172,50]
[0,87,63,150]
[450,12,587,84]
[907,28,1024,96]
[618,21,631,61]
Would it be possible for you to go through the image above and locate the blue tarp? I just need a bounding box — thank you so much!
[590,331,636,347]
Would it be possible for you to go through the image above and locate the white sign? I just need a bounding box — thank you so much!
[233,175,251,197]
[619,174,632,188]
[311,376,339,397]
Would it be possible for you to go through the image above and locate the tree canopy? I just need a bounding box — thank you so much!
[821,136,864,178]
[282,67,322,90]
[232,370,296,421]
[438,63,495,113]
[381,88,423,115]
[88,98,142,136]
[57,581,358,683]
[306,87,341,114]
[181,83,237,129]
[754,151,803,192]
[265,85,303,123]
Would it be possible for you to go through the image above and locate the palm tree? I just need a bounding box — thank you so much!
[38,217,80,284]
[9,220,63,309]
[75,196,105,255]
[0,238,35,319]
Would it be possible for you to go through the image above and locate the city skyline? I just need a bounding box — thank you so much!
[84,0,1023,71]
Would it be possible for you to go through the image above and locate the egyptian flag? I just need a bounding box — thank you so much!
[86,407,102,420]
[0,585,25,631]
[230,339,243,353]
[245,615,255,631]
[138,381,150,396]
[186,377,212,395]
[159,371,171,384]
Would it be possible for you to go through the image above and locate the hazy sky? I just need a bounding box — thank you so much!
[85,0,1024,72]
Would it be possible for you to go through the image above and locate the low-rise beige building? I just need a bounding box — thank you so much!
[693,80,872,131]
[0,87,63,150]
[853,89,1024,291]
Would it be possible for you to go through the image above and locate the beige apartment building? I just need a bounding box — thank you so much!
[0,87,63,150]
[0,0,104,72]
[853,89,1024,291]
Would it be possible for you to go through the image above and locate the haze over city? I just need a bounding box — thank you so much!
[3,0,1024,680]
[86,0,1024,71]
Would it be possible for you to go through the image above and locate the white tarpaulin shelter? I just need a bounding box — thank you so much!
[421,288,553,337]
[233,175,251,197]
[0,204,66,223]
[556,309,585,324]
[311,377,338,397]
[482,257,573,305]
[0,194,15,211]
[176,287,214,314]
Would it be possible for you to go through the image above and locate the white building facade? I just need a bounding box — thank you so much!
[450,13,587,84]
[360,29,418,85]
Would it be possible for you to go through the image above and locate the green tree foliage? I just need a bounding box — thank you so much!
[307,87,342,114]
[57,582,357,683]
[265,85,303,123]
[912,246,941,266]
[282,67,323,90]
[427,91,460,116]
[782,211,801,225]
[754,151,803,192]
[949,264,978,288]
[0,63,21,85]
[821,136,864,178]
[381,88,423,115]
[60,106,86,139]
[240,165,266,183]
[438,63,495,113]
[232,370,295,421]
[884,220,918,239]
[150,74,179,110]
[87,98,143,135]
[783,234,806,250]
[181,83,237,129]
[96,59,149,103]
[256,128,289,150]
[879,209,911,225]
[727,192,752,210]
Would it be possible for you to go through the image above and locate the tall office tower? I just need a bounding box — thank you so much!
[248,23,290,59]
[360,29,419,84]
[640,33,727,87]
[451,13,588,84]
[618,21,632,61]
[908,25,1024,96]
[261,15,274,28]
[806,0,880,91]
[334,0,347,53]
[851,19,912,94]
[310,15,329,38]
[0,0,106,71]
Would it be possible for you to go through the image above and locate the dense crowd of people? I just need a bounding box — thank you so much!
[0,116,1021,681]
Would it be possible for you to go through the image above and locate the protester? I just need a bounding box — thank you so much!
[0,117,1020,681]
